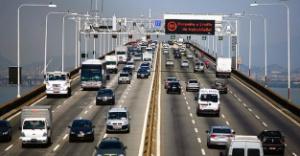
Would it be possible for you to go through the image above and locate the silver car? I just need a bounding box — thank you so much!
[180,60,190,68]
[125,62,135,70]
[118,73,131,84]
[163,48,169,54]
[165,59,174,67]
[186,52,194,59]
[185,79,200,92]
[164,77,179,89]
[106,108,131,133]
[206,126,235,148]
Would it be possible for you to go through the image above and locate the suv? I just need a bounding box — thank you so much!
[95,137,127,156]
[105,108,131,133]
[137,68,149,79]
[194,62,204,73]
[257,130,285,155]
[195,89,220,116]
[166,81,181,94]
[68,119,95,142]
[165,59,174,67]
[96,88,115,105]
[185,79,200,92]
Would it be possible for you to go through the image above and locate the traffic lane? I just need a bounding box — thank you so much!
[160,56,204,156]
[105,72,154,156]
[0,75,84,154]
[225,77,300,155]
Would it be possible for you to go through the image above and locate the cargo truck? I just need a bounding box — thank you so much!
[20,106,52,147]
[115,46,128,64]
[216,57,232,78]
[105,55,118,73]
[45,71,72,97]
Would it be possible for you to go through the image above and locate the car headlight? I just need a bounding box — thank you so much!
[21,132,26,137]
[3,131,9,135]
[97,154,102,156]
[123,120,129,125]
[107,121,112,125]
[118,154,125,156]
[70,131,75,134]
[97,97,102,100]
[87,130,93,134]
[43,132,47,137]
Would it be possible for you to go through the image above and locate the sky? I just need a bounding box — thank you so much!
[0,0,300,71]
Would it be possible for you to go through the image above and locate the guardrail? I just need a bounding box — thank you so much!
[0,50,115,119]
[189,43,300,122]
[143,44,160,156]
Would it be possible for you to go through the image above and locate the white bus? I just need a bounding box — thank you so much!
[81,59,107,89]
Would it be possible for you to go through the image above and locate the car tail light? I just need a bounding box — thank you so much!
[166,82,168,84]
[213,84,215,87]
[179,85,181,88]
[210,135,217,138]
[167,85,170,88]
[227,135,233,137]
[225,84,227,87]
[198,83,200,85]
[281,140,285,146]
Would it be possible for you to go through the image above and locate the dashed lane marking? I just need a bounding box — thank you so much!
[226,121,230,125]
[190,113,193,117]
[194,128,198,133]
[201,149,206,155]
[255,115,260,119]
[63,134,68,140]
[262,122,268,127]
[222,114,225,118]
[5,144,13,151]
[53,144,60,151]
[192,120,195,124]
[197,138,201,143]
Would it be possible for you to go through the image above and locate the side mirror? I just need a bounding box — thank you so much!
[68,126,71,128]
[47,126,51,130]
[206,130,209,133]
[233,131,236,134]
[93,125,95,128]
[124,146,127,150]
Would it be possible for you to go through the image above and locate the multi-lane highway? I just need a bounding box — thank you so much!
[160,45,300,156]
[0,43,299,156]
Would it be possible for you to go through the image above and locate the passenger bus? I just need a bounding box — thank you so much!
[81,59,107,89]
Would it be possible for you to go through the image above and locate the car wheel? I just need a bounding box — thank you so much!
[90,136,94,142]
[207,142,211,148]
[178,91,181,94]
[186,88,188,92]
[166,91,169,94]
[22,144,26,148]
[118,81,120,84]
[194,70,196,73]
[69,138,73,142]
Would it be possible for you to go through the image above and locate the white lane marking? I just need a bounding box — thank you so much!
[5,144,13,151]
[192,120,195,124]
[197,138,201,143]
[243,103,247,107]
[190,113,193,117]
[84,111,88,114]
[262,122,268,127]
[188,106,190,110]
[255,115,260,119]
[75,91,78,95]
[222,114,225,118]
[248,108,252,112]
[201,149,206,155]
[184,96,186,100]
[233,94,237,98]
[53,144,60,151]
[186,101,188,105]
[292,153,297,156]
[89,105,92,109]
[122,100,124,103]
[7,112,21,121]
[63,134,68,140]
[226,121,230,125]
[94,100,96,104]
[230,91,233,94]
[52,111,54,113]
[157,47,162,156]
[119,105,122,108]
[63,100,67,104]
[103,133,107,138]
[238,98,241,102]
[194,128,198,133]
[56,105,61,109]
[79,117,82,119]
[183,93,185,96]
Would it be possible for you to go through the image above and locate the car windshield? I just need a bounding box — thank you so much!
[189,80,198,83]
[108,112,128,120]
[122,68,131,72]
[72,120,92,128]
[167,78,177,81]
[98,90,113,96]
[214,80,226,85]
[23,120,45,129]
[138,69,147,72]
[116,52,126,55]
[0,121,8,128]
[120,74,129,77]
[263,131,282,137]
[49,74,66,81]
[200,94,218,102]
[99,141,122,149]
[212,128,231,134]
[106,61,116,65]
[127,62,134,65]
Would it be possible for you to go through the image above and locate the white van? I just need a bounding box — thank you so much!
[221,135,264,156]
[196,89,220,116]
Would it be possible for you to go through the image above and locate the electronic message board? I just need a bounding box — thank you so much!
[165,19,215,35]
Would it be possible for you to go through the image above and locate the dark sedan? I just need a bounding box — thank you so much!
[166,81,182,94]
[68,119,95,142]
[137,68,149,78]
[211,79,228,94]
[95,137,127,156]
[96,88,115,105]
[0,120,12,141]
[122,67,133,75]
[174,52,182,59]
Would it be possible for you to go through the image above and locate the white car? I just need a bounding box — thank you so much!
[165,59,174,67]
[163,48,169,54]
[180,60,190,68]
[118,73,131,84]
[186,53,194,59]
[125,62,135,70]
[134,54,142,61]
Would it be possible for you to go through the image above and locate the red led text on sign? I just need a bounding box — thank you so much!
[165,19,215,35]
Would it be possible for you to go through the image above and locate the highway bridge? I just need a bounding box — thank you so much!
[0,43,299,156]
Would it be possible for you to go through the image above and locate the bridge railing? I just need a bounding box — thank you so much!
[189,42,300,122]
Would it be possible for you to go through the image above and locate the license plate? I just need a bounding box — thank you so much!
[77,134,84,137]
[269,147,276,150]
[54,90,60,93]
[172,87,177,89]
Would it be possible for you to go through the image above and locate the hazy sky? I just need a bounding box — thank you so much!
[0,0,300,70]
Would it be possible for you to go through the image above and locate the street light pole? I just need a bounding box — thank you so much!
[18,3,57,98]
[250,2,291,100]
